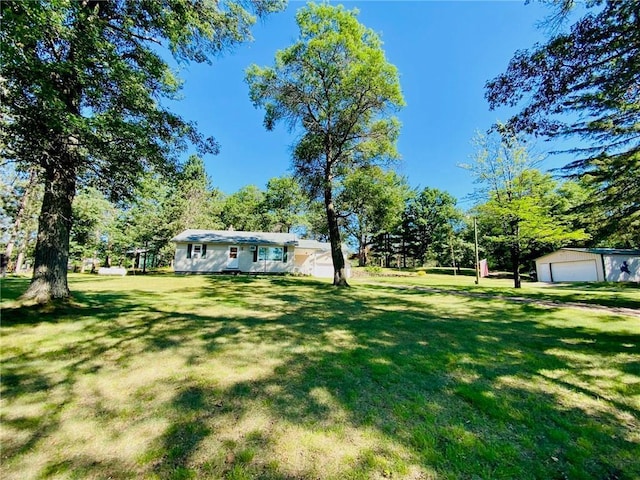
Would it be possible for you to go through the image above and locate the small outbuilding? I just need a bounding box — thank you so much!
[534,248,640,283]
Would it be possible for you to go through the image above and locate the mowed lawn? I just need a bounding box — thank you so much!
[1,274,639,480]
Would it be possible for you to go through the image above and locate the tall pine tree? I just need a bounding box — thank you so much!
[486,0,639,245]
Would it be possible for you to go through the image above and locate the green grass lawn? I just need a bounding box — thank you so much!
[1,274,639,479]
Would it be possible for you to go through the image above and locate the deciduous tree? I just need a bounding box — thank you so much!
[69,187,116,270]
[246,3,404,286]
[221,185,268,232]
[338,167,408,266]
[1,0,284,302]
[264,175,308,233]
[1,166,41,273]
[465,127,588,288]
[165,155,224,234]
[400,187,460,268]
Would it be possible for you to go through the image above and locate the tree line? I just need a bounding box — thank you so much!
[1,0,637,300]
[2,143,621,283]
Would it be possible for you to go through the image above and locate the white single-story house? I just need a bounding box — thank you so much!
[171,229,350,278]
[535,248,640,283]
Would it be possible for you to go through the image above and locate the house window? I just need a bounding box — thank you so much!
[229,247,238,259]
[188,243,206,259]
[258,246,283,261]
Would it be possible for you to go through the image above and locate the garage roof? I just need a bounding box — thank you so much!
[563,248,640,256]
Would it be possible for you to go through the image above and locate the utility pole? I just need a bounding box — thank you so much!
[474,217,480,285]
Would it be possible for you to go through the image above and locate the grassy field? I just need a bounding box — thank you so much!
[1,274,639,479]
[356,271,640,311]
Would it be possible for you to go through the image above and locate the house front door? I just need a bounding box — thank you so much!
[227,246,239,269]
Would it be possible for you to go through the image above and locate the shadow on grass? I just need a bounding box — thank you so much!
[1,275,638,479]
[361,277,640,312]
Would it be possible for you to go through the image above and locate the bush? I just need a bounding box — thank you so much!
[365,265,383,275]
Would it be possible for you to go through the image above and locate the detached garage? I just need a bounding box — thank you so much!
[535,248,640,283]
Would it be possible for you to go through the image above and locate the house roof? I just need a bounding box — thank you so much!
[171,229,330,250]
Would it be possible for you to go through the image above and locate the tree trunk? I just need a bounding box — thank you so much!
[21,162,76,302]
[15,232,32,273]
[511,237,521,289]
[358,234,367,267]
[385,233,391,268]
[324,184,349,287]
[4,169,38,270]
[15,251,25,273]
[511,245,521,289]
[401,236,407,269]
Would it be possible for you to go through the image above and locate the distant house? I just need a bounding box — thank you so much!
[171,229,349,278]
[534,248,640,283]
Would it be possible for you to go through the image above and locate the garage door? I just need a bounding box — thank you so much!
[551,260,598,282]
[313,263,334,278]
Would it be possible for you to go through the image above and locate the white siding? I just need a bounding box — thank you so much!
[174,241,349,278]
[174,242,294,274]
[294,249,332,277]
[293,248,321,275]
[174,243,228,273]
[537,262,552,282]
[604,255,640,282]
[535,250,605,282]
[293,253,315,275]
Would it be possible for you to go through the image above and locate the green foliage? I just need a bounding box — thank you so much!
[400,187,461,267]
[164,155,224,234]
[69,187,116,265]
[246,2,404,285]
[221,184,268,232]
[0,166,41,271]
[338,167,410,266]
[364,265,383,275]
[263,175,308,233]
[0,0,284,300]
[304,200,330,241]
[556,178,640,249]
[110,158,226,268]
[466,126,589,286]
[486,0,639,245]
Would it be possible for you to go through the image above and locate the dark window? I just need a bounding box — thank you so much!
[283,246,288,262]
[253,247,258,262]
[202,244,207,258]
[187,243,193,259]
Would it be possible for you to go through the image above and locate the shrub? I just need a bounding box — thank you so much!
[365,265,383,275]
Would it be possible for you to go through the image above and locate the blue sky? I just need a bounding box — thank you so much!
[167,0,568,207]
